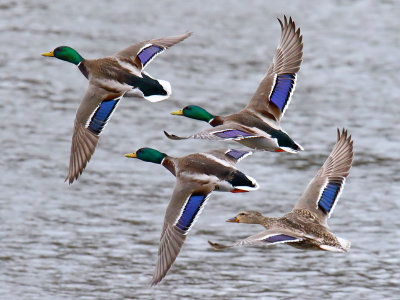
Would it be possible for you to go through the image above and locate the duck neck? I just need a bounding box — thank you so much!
[78,60,89,79]
[161,157,176,177]
[209,116,223,127]
[70,54,83,65]
[259,216,277,228]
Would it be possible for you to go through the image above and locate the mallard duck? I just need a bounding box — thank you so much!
[124,148,259,285]
[209,129,353,253]
[41,32,191,184]
[164,17,303,153]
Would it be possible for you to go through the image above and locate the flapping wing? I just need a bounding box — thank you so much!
[66,85,124,184]
[224,149,253,163]
[164,123,263,141]
[151,180,213,286]
[244,16,303,124]
[115,32,191,70]
[294,129,354,224]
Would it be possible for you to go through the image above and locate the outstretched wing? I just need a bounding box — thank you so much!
[164,123,263,141]
[66,85,124,184]
[243,16,303,125]
[151,180,214,286]
[235,231,302,247]
[115,32,191,70]
[209,228,304,249]
[294,129,354,225]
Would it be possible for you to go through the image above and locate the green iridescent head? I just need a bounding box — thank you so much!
[171,105,215,122]
[41,46,83,65]
[124,148,167,164]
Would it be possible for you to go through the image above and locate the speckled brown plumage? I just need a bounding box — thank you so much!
[209,129,354,253]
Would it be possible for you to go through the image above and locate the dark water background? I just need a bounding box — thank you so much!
[1,0,399,299]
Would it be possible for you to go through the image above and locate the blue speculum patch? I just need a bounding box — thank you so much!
[264,234,297,243]
[176,194,207,232]
[270,73,295,112]
[214,130,253,139]
[138,45,163,67]
[226,149,249,160]
[88,99,119,135]
[318,182,341,214]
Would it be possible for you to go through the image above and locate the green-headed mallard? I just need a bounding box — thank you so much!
[124,148,259,285]
[164,17,303,153]
[42,32,191,184]
[209,129,353,253]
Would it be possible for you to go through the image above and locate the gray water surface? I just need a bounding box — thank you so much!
[1,0,400,299]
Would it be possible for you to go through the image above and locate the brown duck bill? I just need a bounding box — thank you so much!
[226,217,239,223]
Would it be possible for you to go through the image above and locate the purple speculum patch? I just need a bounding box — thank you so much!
[214,130,252,139]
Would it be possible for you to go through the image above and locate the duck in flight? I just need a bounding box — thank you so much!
[42,32,191,184]
[164,17,303,153]
[124,147,258,285]
[209,129,353,253]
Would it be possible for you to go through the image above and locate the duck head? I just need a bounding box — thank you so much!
[41,46,83,65]
[125,147,167,164]
[227,211,264,224]
[171,105,215,123]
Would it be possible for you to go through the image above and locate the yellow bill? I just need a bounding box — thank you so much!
[124,152,137,158]
[41,51,54,57]
[170,109,184,115]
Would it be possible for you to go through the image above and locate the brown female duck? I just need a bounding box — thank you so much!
[209,129,354,253]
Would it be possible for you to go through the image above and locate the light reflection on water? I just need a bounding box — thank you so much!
[1,0,399,299]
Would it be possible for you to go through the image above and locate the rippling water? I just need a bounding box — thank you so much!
[1,0,399,299]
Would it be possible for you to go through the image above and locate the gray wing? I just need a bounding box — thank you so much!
[294,129,354,224]
[115,32,191,70]
[243,16,303,125]
[151,179,214,286]
[164,123,263,141]
[66,85,124,184]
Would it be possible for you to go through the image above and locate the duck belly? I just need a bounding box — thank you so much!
[288,239,322,251]
[319,236,351,253]
[237,137,279,151]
